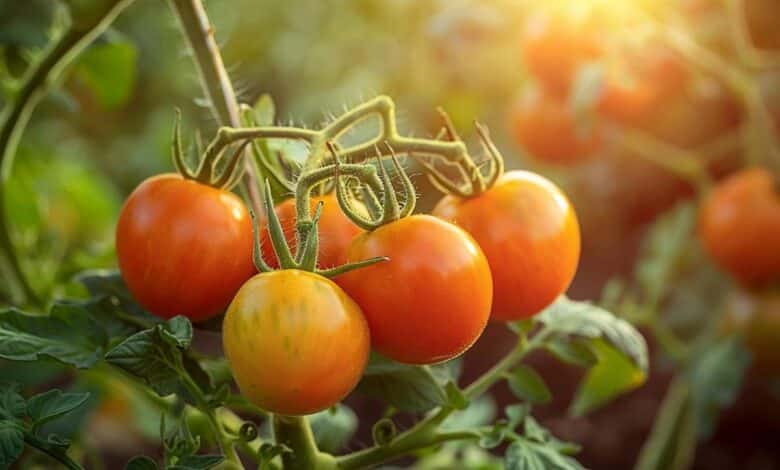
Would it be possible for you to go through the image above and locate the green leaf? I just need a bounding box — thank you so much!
[505,404,530,430]
[77,269,157,325]
[506,365,552,404]
[442,396,497,431]
[310,405,358,453]
[27,389,90,431]
[105,317,207,399]
[686,336,749,439]
[0,306,106,368]
[73,40,138,110]
[357,353,449,413]
[0,421,24,470]
[125,456,159,470]
[169,454,224,470]
[504,438,584,470]
[536,296,648,372]
[569,340,646,417]
[635,379,696,470]
[251,94,276,126]
[0,383,26,420]
[545,339,597,368]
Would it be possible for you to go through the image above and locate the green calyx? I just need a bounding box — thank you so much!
[412,108,505,198]
[251,178,387,278]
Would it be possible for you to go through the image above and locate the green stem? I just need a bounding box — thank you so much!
[168,0,263,212]
[273,415,333,470]
[0,0,133,306]
[336,329,549,469]
[24,433,83,470]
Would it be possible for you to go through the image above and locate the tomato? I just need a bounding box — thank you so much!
[434,171,580,320]
[521,11,604,95]
[223,270,369,415]
[260,195,362,269]
[336,215,492,365]
[116,174,256,321]
[722,288,780,372]
[744,0,780,50]
[509,87,603,165]
[699,168,780,287]
[598,48,688,124]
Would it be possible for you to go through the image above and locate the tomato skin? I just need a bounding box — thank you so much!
[260,195,362,269]
[434,171,580,320]
[116,174,256,321]
[223,270,369,415]
[509,88,602,165]
[336,215,492,365]
[699,168,780,287]
[522,12,603,95]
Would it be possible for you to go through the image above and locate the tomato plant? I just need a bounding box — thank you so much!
[434,170,580,320]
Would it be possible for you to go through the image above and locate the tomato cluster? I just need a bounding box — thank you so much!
[116,132,581,415]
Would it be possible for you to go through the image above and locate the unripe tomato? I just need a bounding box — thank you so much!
[434,171,580,320]
[722,288,780,372]
[336,215,492,365]
[116,174,256,321]
[521,11,604,95]
[699,168,780,287]
[509,88,603,165]
[223,270,369,415]
[260,195,362,269]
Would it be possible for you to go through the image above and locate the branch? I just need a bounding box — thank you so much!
[0,0,135,306]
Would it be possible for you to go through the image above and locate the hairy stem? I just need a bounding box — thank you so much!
[273,415,334,470]
[168,0,263,211]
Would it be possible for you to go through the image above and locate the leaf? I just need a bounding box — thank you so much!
[0,307,105,368]
[0,421,24,470]
[537,296,648,372]
[125,456,159,470]
[310,405,358,453]
[442,396,497,431]
[357,353,449,413]
[73,40,138,110]
[105,317,204,399]
[506,366,552,404]
[686,336,749,439]
[504,438,585,470]
[27,389,90,431]
[169,454,224,470]
[0,383,26,420]
[251,94,276,126]
[77,269,157,325]
[635,379,696,470]
[545,339,597,368]
[569,340,646,417]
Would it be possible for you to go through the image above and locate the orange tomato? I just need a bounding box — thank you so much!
[434,171,580,320]
[699,168,780,287]
[116,174,255,321]
[260,195,362,269]
[223,270,369,415]
[509,88,603,165]
[337,215,492,365]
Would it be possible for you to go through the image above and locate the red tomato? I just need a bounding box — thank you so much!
[223,270,369,415]
[336,215,492,365]
[260,195,362,269]
[116,174,255,321]
[509,88,603,165]
[434,171,580,320]
[522,11,604,95]
[699,168,780,287]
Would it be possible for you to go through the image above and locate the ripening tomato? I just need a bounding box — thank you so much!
[261,195,362,269]
[434,171,580,320]
[336,215,492,365]
[116,174,256,321]
[223,270,369,415]
[598,48,688,124]
[509,88,603,165]
[722,288,780,372]
[521,11,604,95]
[699,168,780,287]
